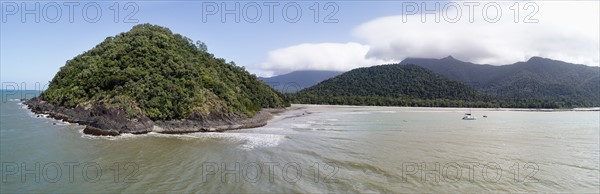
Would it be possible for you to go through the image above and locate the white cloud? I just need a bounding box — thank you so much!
[353,1,599,66]
[258,1,599,75]
[259,42,394,74]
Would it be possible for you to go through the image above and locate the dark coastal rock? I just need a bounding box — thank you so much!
[83,126,120,136]
[25,98,154,136]
[85,102,154,134]
[153,109,275,134]
[25,97,282,136]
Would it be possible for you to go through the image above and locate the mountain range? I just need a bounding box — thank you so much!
[259,70,343,93]
[282,56,599,108]
[400,56,600,107]
[290,64,489,107]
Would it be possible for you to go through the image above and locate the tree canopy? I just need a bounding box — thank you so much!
[288,64,571,109]
[41,24,288,120]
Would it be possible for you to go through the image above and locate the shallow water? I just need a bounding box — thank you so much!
[1,98,599,192]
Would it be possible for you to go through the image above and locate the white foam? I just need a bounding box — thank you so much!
[20,103,29,110]
[190,132,285,150]
[81,130,148,140]
[248,127,285,132]
[291,123,311,129]
[80,130,285,150]
[53,121,70,126]
[342,111,372,115]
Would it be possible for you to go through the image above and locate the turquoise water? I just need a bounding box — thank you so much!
[1,91,599,193]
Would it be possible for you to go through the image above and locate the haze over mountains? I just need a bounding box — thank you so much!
[289,64,490,107]
[401,56,600,107]
[273,56,599,108]
[259,70,343,93]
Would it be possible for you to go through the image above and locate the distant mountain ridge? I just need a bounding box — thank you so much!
[288,56,598,108]
[290,64,492,107]
[260,70,343,93]
[300,64,479,99]
[400,56,600,107]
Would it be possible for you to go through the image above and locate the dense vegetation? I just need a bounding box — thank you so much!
[401,56,600,107]
[299,64,480,99]
[288,64,575,108]
[41,24,288,120]
[289,64,484,107]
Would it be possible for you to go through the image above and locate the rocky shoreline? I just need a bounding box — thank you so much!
[24,98,285,136]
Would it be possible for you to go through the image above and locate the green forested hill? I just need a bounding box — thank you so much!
[290,64,493,107]
[40,24,288,120]
[301,64,479,99]
[401,56,600,107]
[290,63,577,108]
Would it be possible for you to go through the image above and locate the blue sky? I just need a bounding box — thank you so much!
[1,1,599,89]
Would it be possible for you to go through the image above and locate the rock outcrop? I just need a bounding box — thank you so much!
[25,98,281,136]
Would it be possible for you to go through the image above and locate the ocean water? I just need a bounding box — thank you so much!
[1,92,599,193]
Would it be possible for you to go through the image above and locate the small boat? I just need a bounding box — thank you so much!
[483,115,488,118]
[462,113,476,120]
[462,108,476,120]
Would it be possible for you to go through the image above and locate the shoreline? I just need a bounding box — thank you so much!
[22,100,598,136]
[149,108,285,134]
[290,104,600,112]
[24,98,288,136]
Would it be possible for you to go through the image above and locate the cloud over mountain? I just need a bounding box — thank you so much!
[354,1,599,66]
[258,1,599,74]
[259,42,393,75]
